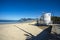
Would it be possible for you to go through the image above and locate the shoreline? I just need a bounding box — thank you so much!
[0,20,35,24]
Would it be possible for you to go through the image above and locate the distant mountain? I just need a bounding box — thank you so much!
[0,18,35,22]
[18,18,35,22]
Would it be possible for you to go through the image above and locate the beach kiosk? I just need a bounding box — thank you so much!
[43,13,51,25]
[40,13,52,25]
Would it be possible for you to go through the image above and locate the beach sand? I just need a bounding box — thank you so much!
[0,21,43,40]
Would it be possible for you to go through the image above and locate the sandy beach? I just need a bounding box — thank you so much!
[0,21,43,40]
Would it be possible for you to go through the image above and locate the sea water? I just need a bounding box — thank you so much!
[0,20,19,24]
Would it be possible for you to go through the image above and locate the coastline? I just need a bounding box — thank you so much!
[0,20,35,24]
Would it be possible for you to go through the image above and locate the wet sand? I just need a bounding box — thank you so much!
[0,21,43,40]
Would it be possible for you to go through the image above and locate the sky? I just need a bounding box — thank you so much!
[0,0,60,20]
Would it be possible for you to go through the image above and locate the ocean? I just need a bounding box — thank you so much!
[0,20,34,24]
[0,20,19,24]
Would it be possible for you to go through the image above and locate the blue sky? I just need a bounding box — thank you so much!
[0,0,60,20]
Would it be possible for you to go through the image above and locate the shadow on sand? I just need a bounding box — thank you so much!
[48,33,60,40]
[14,25,34,36]
[26,25,52,40]
[14,25,53,40]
